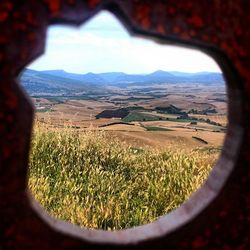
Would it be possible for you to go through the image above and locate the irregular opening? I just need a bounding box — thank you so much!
[20,11,228,231]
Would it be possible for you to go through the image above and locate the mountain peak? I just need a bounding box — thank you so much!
[150,70,173,76]
[22,68,224,91]
[153,70,167,74]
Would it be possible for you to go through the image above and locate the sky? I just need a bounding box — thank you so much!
[29,11,221,74]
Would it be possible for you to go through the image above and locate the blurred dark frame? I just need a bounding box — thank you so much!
[0,1,249,249]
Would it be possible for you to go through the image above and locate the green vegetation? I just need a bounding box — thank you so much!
[156,105,183,114]
[122,112,161,122]
[173,118,195,123]
[29,122,217,230]
[122,111,201,124]
[123,106,152,111]
[144,126,174,131]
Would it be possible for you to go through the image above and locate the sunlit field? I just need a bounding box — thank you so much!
[28,120,219,230]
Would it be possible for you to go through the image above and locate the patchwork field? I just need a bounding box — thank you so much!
[33,83,227,151]
[26,70,227,230]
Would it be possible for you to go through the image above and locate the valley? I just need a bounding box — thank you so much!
[21,69,227,151]
[25,68,227,229]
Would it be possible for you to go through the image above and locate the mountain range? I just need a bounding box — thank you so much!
[20,69,224,95]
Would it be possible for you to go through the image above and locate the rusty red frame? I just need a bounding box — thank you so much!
[0,1,249,249]
[26,7,243,245]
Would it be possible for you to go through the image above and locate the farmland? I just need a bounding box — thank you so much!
[31,75,227,151]
[24,69,227,229]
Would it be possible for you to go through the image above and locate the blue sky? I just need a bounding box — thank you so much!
[29,11,221,74]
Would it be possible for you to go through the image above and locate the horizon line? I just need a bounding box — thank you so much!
[26,68,222,75]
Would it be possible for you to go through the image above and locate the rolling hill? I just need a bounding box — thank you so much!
[19,69,225,96]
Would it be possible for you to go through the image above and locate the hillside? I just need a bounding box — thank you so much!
[20,69,105,95]
[20,69,225,96]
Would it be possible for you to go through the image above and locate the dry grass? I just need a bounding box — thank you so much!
[189,114,228,126]
[28,120,220,230]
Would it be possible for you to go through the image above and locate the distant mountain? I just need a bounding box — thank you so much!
[42,70,105,84]
[112,70,174,84]
[189,72,224,83]
[148,70,174,77]
[146,70,178,83]
[42,70,71,78]
[112,70,178,84]
[20,69,103,96]
[40,69,224,85]
[169,71,197,77]
[98,72,126,83]
[20,69,224,96]
[114,73,148,83]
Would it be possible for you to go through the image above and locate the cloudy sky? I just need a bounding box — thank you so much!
[29,11,221,74]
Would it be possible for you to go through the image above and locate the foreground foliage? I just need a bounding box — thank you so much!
[28,122,218,230]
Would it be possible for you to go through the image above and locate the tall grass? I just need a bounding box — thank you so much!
[28,121,218,230]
